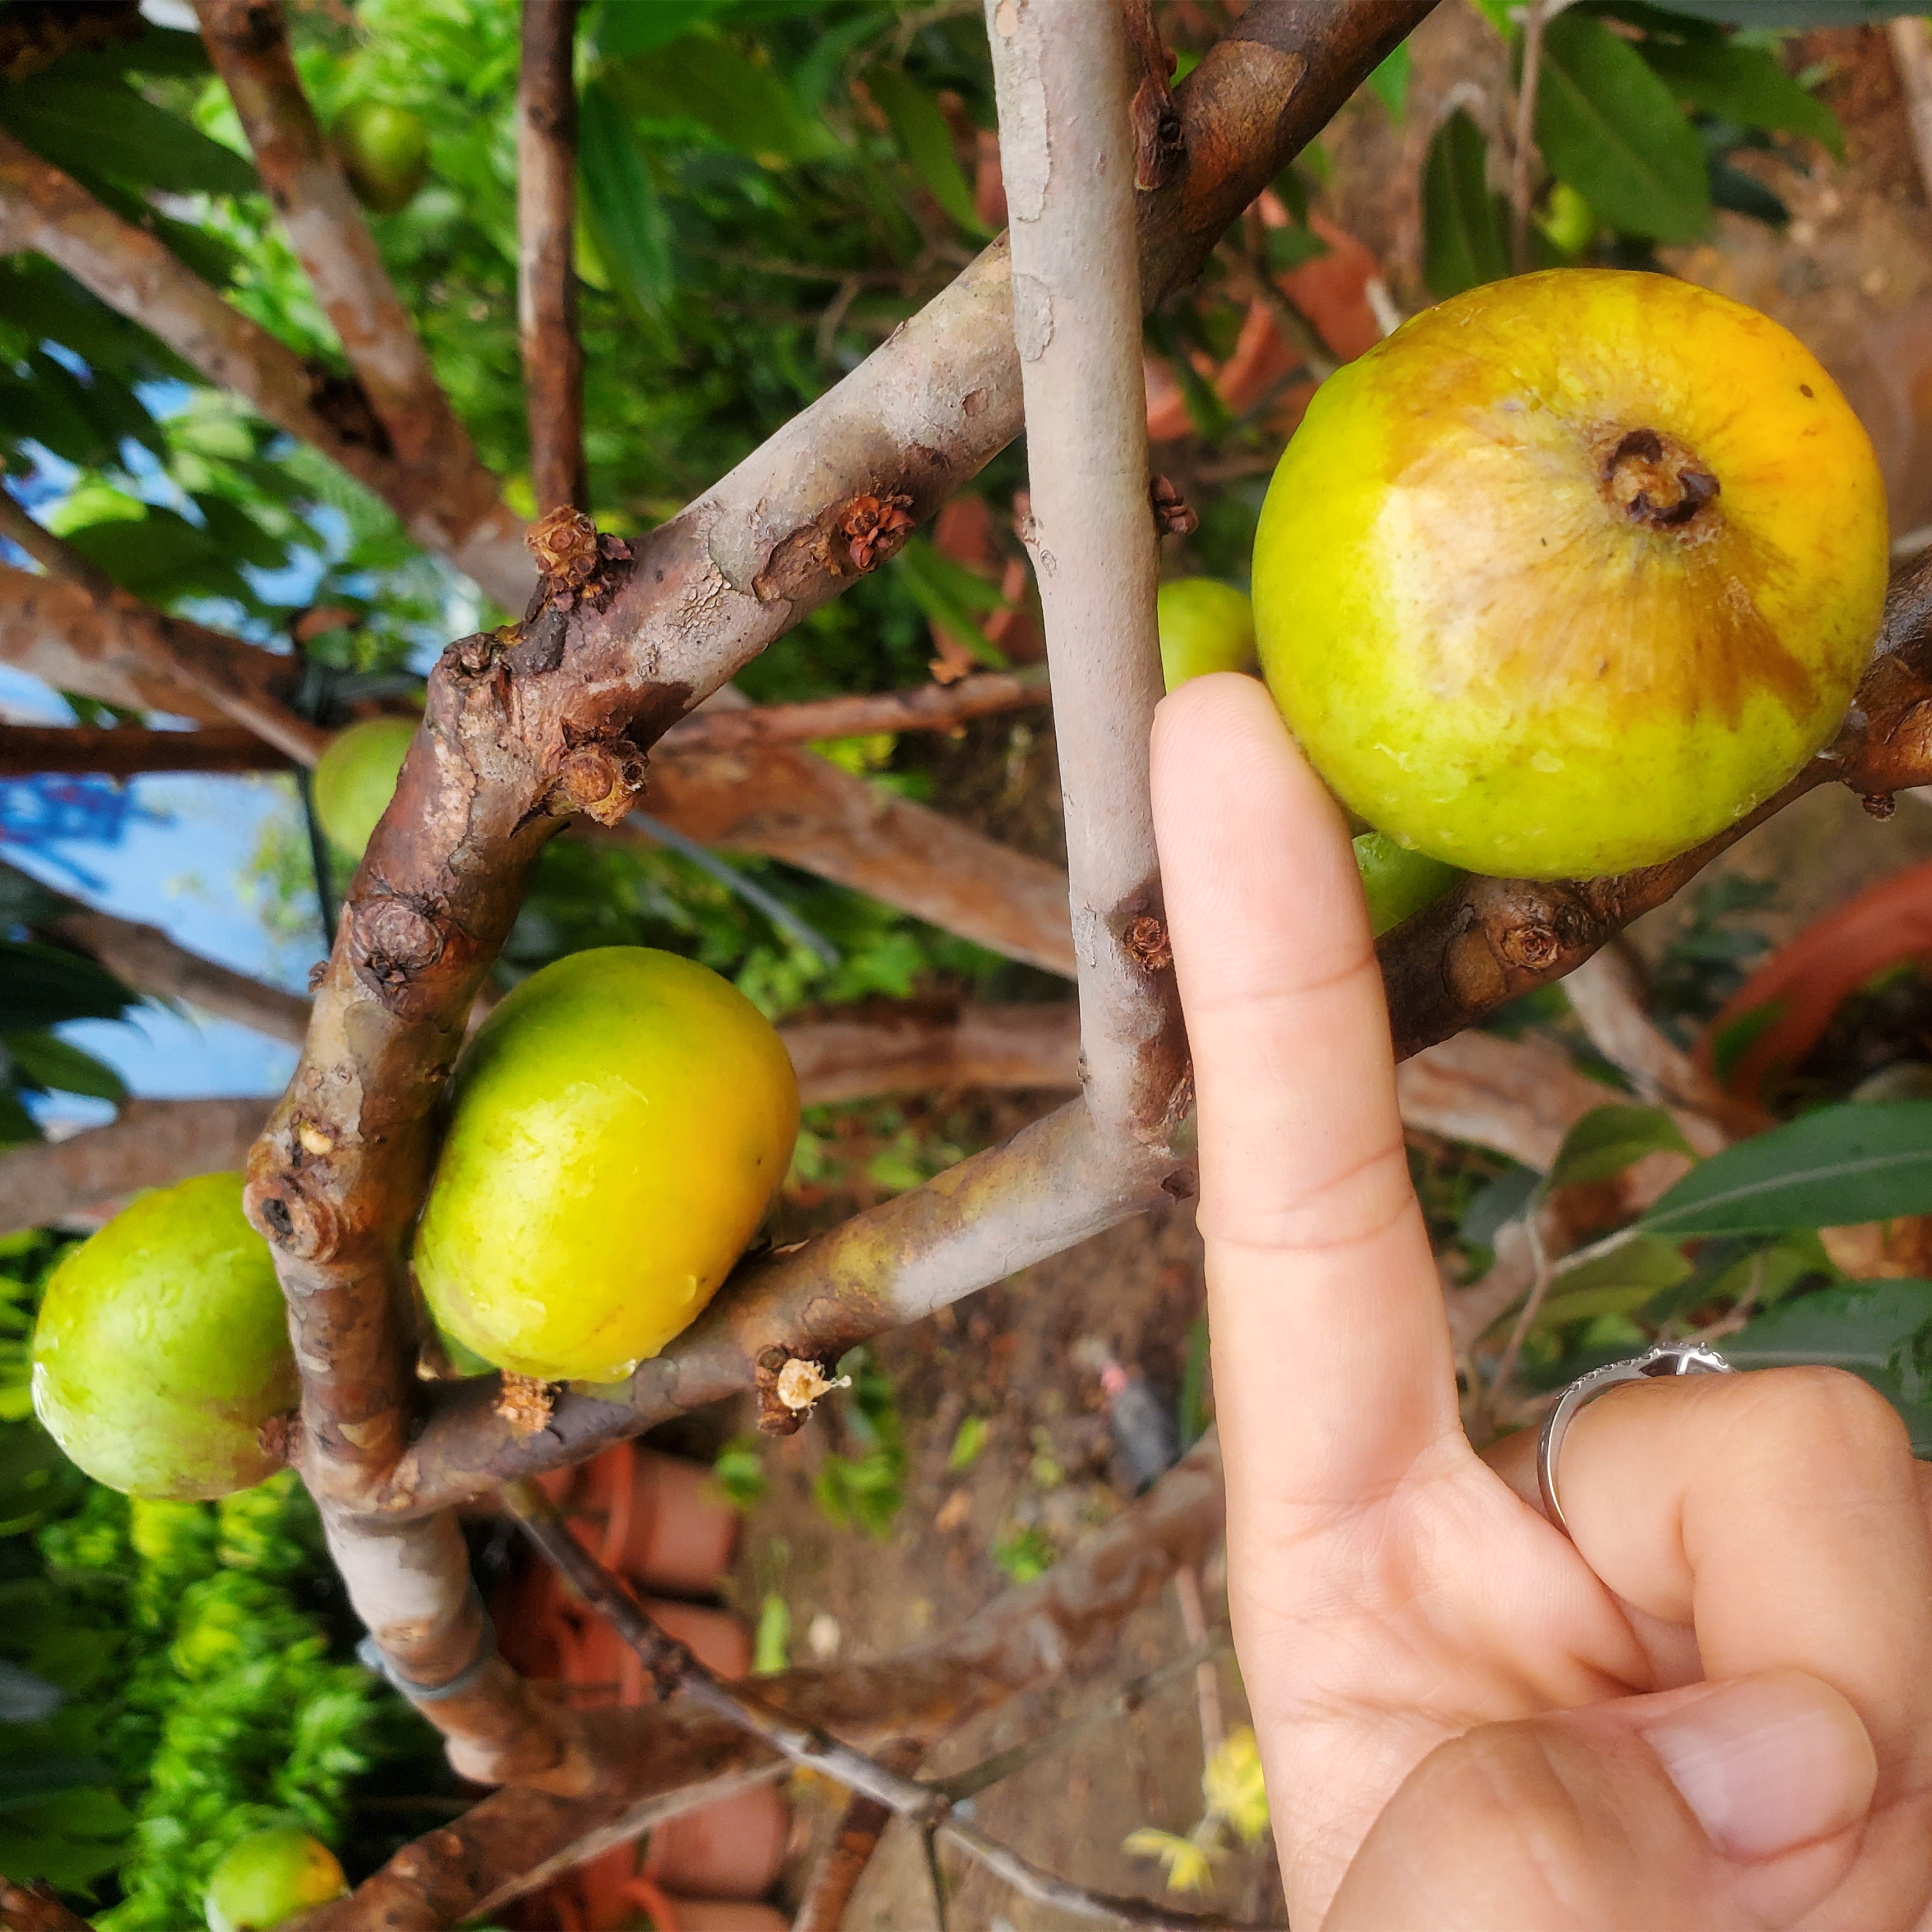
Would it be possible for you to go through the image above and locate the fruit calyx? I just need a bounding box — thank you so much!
[1600,426,1721,530]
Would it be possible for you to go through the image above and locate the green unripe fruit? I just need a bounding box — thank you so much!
[205,1827,348,1932]
[311,716,415,860]
[330,100,429,215]
[1353,832,1460,938]
[415,948,801,1383]
[32,1174,298,1499]
[1156,578,1256,692]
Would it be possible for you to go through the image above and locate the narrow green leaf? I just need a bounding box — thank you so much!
[0,942,135,1034]
[601,33,835,165]
[578,80,673,312]
[946,1414,988,1473]
[591,0,722,59]
[1657,2,1920,22]
[1535,12,1712,243]
[1264,226,1331,273]
[1728,1279,1932,1451]
[1421,109,1510,299]
[0,80,256,197]
[1367,42,1413,119]
[1641,36,1843,154]
[3,1032,126,1105]
[893,536,1009,670]
[1552,1104,1694,1188]
[1641,1102,1932,1238]
[867,66,989,237]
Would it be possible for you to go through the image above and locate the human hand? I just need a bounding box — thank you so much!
[1149,673,1932,1931]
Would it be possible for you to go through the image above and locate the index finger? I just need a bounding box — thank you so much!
[1149,673,1460,1513]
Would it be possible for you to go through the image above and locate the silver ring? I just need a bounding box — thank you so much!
[1537,1342,1734,1538]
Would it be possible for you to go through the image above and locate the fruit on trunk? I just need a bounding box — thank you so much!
[330,100,429,214]
[205,1827,348,1931]
[414,947,800,1383]
[31,1173,298,1499]
[1156,578,1255,691]
[1354,831,1459,937]
[1252,269,1887,880]
[311,716,414,859]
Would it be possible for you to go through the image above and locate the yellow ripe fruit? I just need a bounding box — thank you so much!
[310,716,415,860]
[31,1174,297,1499]
[1253,270,1888,880]
[1156,579,1255,691]
[413,947,800,1382]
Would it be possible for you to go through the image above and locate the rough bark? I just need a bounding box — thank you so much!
[0,129,529,610]
[192,0,527,604]
[0,721,288,776]
[516,0,586,517]
[0,1098,272,1236]
[989,0,1183,1138]
[781,999,1078,1102]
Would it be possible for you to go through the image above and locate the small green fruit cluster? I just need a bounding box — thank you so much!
[331,101,430,215]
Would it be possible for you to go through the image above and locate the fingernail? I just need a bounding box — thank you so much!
[1641,1670,1878,1861]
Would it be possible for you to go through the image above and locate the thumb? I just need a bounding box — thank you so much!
[1323,1669,1878,1931]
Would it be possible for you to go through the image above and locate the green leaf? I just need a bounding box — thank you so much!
[578,80,674,312]
[1421,109,1510,299]
[1539,1234,1692,1332]
[752,1591,790,1674]
[36,21,211,82]
[0,943,135,1034]
[3,1032,126,1104]
[946,1414,988,1473]
[1728,1280,1932,1450]
[1641,1103,1932,1239]
[1264,225,1331,273]
[1641,36,1843,154]
[1551,1103,1694,1187]
[591,0,723,59]
[1535,12,1712,243]
[866,66,989,237]
[602,33,836,166]
[892,535,1009,670]
[0,80,257,197]
[1367,41,1413,119]
[1655,2,1920,21]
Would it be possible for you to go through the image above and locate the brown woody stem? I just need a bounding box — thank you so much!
[516,0,586,517]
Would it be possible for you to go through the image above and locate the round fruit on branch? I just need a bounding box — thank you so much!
[204,1826,348,1932]
[31,1173,298,1499]
[1252,269,1888,881]
[310,715,415,860]
[330,100,430,215]
[413,947,800,1384]
[1157,578,1255,691]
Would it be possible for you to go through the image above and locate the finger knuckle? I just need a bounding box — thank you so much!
[1743,1364,1910,1471]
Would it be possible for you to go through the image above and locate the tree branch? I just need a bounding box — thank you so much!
[990,0,1183,1139]
[505,1464,1262,1930]
[193,0,526,603]
[0,130,528,610]
[0,720,288,776]
[0,497,327,763]
[516,0,586,516]
[659,666,1048,753]
[301,1434,1225,1931]
[0,1878,93,1932]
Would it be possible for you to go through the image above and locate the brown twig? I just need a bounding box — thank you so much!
[991,0,1184,1142]
[193,0,525,604]
[1890,18,1932,210]
[302,1436,1228,1930]
[505,1469,1266,1930]
[1120,0,1184,190]
[0,720,288,777]
[517,0,586,516]
[1509,0,1547,275]
[0,496,327,763]
[0,1876,93,1932]
[660,667,1049,753]
[793,1742,923,1932]
[0,128,527,610]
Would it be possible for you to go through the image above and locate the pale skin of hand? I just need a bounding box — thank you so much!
[1149,674,1932,1931]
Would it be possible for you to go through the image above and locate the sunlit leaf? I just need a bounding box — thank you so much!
[578,80,673,312]
[867,66,989,237]
[1550,1104,1693,1188]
